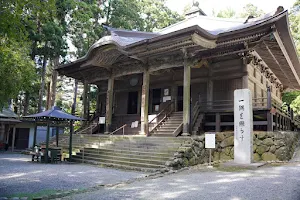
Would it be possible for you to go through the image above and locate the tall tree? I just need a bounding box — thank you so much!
[239,3,265,18]
[216,8,236,18]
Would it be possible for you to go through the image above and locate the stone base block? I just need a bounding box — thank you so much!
[220,161,266,169]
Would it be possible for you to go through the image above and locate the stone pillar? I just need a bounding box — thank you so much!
[182,50,191,136]
[82,81,89,120]
[140,69,150,135]
[105,77,114,133]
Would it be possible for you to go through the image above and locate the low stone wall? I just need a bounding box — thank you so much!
[166,131,299,169]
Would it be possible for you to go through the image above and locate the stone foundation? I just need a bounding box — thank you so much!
[166,131,300,169]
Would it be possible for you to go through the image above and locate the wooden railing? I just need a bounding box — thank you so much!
[149,101,174,134]
[191,101,200,128]
[110,124,127,136]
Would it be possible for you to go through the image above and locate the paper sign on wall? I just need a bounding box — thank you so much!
[205,133,216,149]
[99,117,105,124]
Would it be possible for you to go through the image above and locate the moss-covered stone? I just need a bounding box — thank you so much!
[256,145,269,155]
[253,153,261,161]
[262,138,274,146]
[275,147,289,161]
[213,151,220,161]
[269,145,276,153]
[220,136,234,148]
[257,132,267,139]
[216,133,225,142]
[262,152,277,161]
[253,145,257,152]
[224,147,232,156]
[220,151,232,160]
[189,157,196,166]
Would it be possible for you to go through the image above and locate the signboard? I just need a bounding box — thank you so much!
[205,133,215,149]
[99,117,105,124]
[234,89,253,164]
[163,96,171,102]
[148,115,157,123]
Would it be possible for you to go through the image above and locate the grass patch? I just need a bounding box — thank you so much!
[7,189,62,200]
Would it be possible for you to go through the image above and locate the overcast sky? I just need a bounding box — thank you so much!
[166,0,296,16]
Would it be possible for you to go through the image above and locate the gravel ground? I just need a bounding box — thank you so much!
[0,153,147,196]
[67,163,300,200]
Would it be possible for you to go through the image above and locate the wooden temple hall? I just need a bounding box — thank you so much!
[56,8,300,136]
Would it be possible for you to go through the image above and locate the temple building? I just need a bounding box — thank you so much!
[56,8,300,137]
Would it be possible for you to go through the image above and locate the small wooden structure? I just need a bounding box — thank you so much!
[24,106,84,162]
[56,8,300,135]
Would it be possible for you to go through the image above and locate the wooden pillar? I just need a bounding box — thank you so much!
[242,58,248,89]
[140,69,150,135]
[171,85,178,112]
[182,50,191,135]
[216,113,221,132]
[56,126,59,147]
[69,120,74,161]
[266,87,273,131]
[11,126,16,152]
[207,67,213,109]
[275,114,279,131]
[82,81,89,120]
[105,77,114,133]
[45,122,50,163]
[33,122,37,148]
[96,87,101,114]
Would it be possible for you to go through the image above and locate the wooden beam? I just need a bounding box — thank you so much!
[273,30,300,87]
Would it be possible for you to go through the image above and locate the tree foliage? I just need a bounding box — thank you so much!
[215,3,264,19]
[0,37,36,109]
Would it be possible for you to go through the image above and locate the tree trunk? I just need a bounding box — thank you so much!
[50,57,59,107]
[38,55,47,112]
[46,81,51,110]
[23,92,30,115]
[71,80,78,115]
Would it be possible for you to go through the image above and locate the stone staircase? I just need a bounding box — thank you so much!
[152,111,183,136]
[49,134,189,172]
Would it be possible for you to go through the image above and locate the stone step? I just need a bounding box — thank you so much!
[58,145,180,153]
[71,157,159,172]
[58,139,184,146]
[76,152,168,165]
[72,155,164,169]
[83,148,173,157]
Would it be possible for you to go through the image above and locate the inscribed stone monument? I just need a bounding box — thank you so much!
[234,89,253,164]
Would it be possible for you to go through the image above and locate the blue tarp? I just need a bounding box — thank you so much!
[24,106,84,121]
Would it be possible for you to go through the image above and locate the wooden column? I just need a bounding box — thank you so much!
[275,114,279,131]
[45,122,50,163]
[11,126,16,152]
[56,126,59,147]
[69,120,74,161]
[266,87,273,131]
[140,69,150,135]
[182,50,191,135]
[171,85,178,112]
[33,122,37,148]
[242,58,248,89]
[215,113,221,132]
[82,81,89,120]
[105,77,114,133]
[242,57,249,89]
[207,70,213,109]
